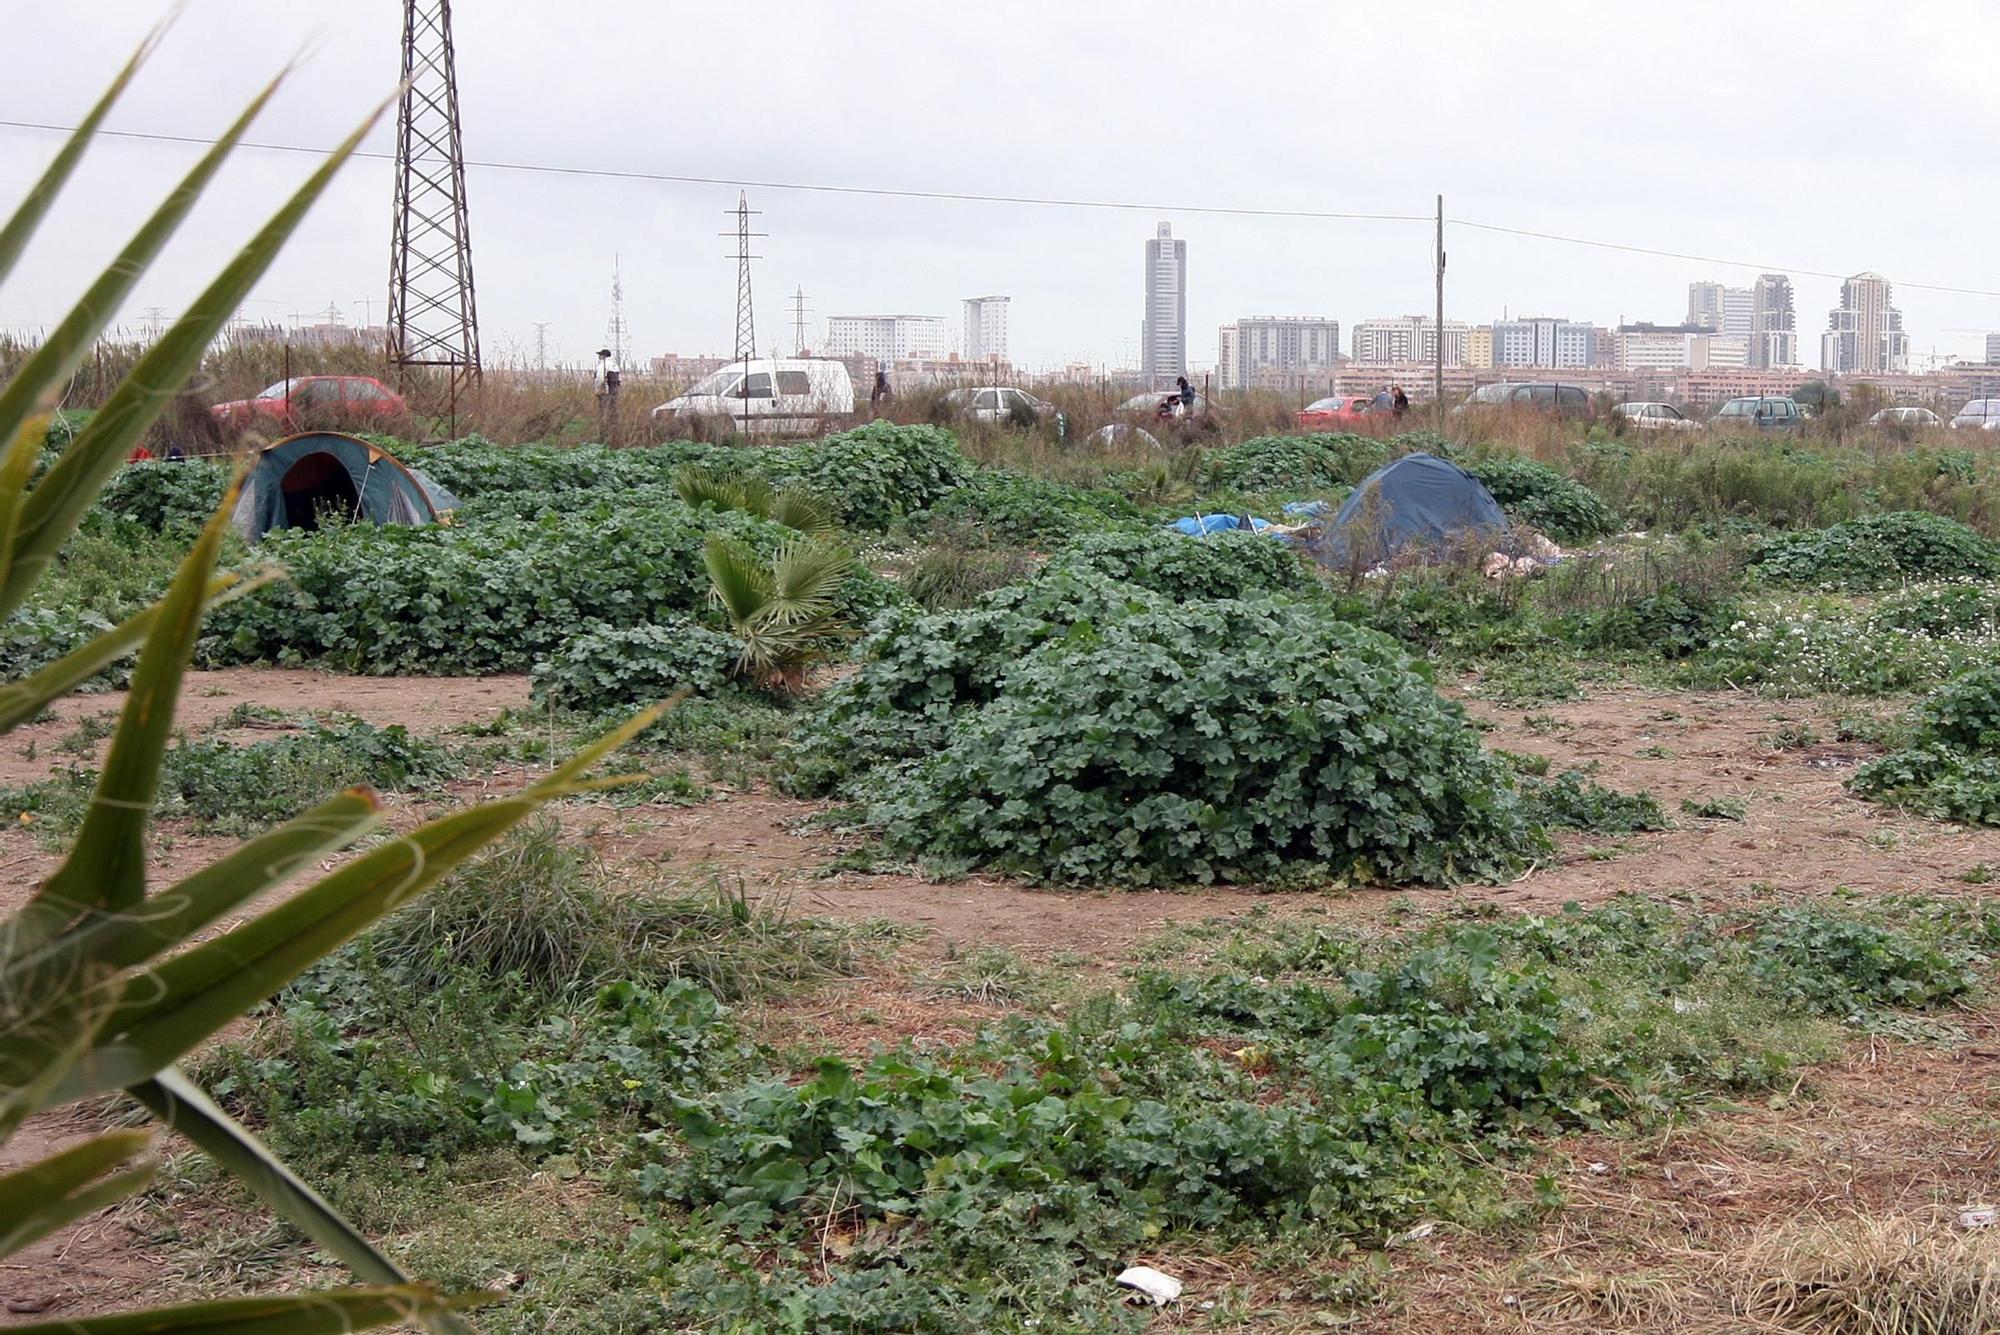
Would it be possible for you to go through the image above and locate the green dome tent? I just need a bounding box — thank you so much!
[232,432,459,541]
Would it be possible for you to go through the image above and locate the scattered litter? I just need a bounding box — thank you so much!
[1672,997,1706,1014]
[1960,1207,1997,1229]
[1389,1221,1438,1246]
[1587,1161,1610,1175]
[1115,1266,1183,1306]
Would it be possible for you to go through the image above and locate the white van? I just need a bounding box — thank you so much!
[651,358,854,435]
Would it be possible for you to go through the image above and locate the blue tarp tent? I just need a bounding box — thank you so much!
[1318,452,1508,566]
[231,432,459,542]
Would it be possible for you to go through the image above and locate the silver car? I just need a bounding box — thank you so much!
[1868,407,1942,428]
[1951,399,2000,430]
[942,386,1056,425]
[1614,401,1700,432]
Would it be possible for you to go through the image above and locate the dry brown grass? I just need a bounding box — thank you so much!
[1726,1212,2000,1335]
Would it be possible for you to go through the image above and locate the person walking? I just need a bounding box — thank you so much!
[870,368,891,416]
[594,347,622,444]
[1370,386,1394,414]
[1176,375,1196,418]
[1391,384,1410,418]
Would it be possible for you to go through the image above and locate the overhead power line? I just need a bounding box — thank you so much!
[5,117,2000,300]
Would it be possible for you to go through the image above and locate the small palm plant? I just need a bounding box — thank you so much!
[702,534,854,690]
[673,462,836,538]
[0,32,650,1334]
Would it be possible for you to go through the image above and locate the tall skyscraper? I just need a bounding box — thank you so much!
[1749,273,1798,368]
[1687,280,1752,336]
[963,296,1009,364]
[1140,222,1187,386]
[1819,272,1909,374]
[1216,324,1240,390]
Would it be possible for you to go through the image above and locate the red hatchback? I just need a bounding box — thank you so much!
[1294,395,1381,432]
[210,376,408,433]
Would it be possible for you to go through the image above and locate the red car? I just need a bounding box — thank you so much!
[209,375,408,433]
[1294,395,1382,432]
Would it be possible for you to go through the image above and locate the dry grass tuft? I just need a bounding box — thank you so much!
[1727,1211,2000,1334]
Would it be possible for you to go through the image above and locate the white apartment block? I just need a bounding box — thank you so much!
[1216,324,1241,390]
[824,314,954,362]
[1687,281,1752,337]
[1350,315,1468,367]
[1985,332,2000,365]
[1232,316,1341,389]
[1492,317,1594,369]
[963,296,1009,364]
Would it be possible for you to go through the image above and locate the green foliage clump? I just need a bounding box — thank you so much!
[1461,454,1617,542]
[89,459,230,532]
[763,421,973,530]
[1562,583,1741,659]
[1747,902,1978,1014]
[1202,433,1387,492]
[872,596,1535,885]
[1518,769,1669,834]
[529,617,741,713]
[1042,526,1313,600]
[906,469,1144,548]
[1753,511,2000,589]
[162,718,460,833]
[1850,664,2000,823]
[900,545,1034,611]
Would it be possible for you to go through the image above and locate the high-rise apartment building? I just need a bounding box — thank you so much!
[1216,324,1241,390]
[1819,272,1909,374]
[1687,281,1752,337]
[1465,327,1493,369]
[1492,316,1594,369]
[1350,315,1467,367]
[1985,332,2000,365]
[1749,274,1797,368]
[962,296,1009,364]
[1230,316,1341,389]
[1615,322,1708,371]
[1140,222,1187,386]
[824,314,953,362]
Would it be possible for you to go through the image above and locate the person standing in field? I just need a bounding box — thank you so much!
[1392,384,1410,417]
[594,347,621,445]
[870,368,891,416]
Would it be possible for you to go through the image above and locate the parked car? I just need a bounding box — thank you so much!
[1868,407,1943,428]
[1455,382,1593,418]
[941,385,1058,427]
[209,375,407,433]
[1294,395,1381,431]
[1710,396,1803,431]
[1613,401,1700,432]
[1117,389,1216,422]
[1951,400,2000,430]
[651,357,854,435]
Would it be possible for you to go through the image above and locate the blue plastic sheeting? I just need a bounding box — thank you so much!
[1282,500,1329,518]
[1171,513,1281,536]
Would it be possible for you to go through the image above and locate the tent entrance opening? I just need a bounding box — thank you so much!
[279,452,359,530]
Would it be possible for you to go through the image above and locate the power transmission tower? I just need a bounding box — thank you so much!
[790,286,810,356]
[530,321,550,373]
[387,0,481,411]
[721,193,764,363]
[604,255,631,366]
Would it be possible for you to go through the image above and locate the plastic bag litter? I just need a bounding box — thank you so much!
[1115,1266,1183,1306]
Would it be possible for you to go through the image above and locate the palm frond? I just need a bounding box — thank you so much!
[702,534,774,625]
[673,464,743,511]
[764,539,853,625]
[770,488,837,538]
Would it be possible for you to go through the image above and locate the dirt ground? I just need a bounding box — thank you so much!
[8,669,2000,1328]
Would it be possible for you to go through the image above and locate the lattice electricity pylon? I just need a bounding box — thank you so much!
[604,254,631,366]
[790,285,810,356]
[387,0,481,398]
[721,193,764,363]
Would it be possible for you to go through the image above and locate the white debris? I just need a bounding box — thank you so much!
[1389,1221,1438,1246]
[1960,1207,1997,1229]
[1587,1161,1611,1175]
[1115,1266,1183,1306]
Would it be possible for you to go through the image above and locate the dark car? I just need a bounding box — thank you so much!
[210,375,409,434]
[1710,396,1802,431]
[1455,381,1594,418]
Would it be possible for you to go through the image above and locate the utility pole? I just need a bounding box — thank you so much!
[387,0,482,420]
[604,255,631,367]
[790,285,810,356]
[1434,193,1445,427]
[721,193,764,365]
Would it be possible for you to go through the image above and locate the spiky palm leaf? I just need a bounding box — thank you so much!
[769,487,836,538]
[672,463,747,512]
[702,535,854,685]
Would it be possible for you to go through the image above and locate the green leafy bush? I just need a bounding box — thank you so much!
[1202,433,1387,492]
[1462,454,1617,542]
[1753,511,2000,589]
[1518,769,1669,834]
[530,618,740,713]
[162,718,460,833]
[872,596,1535,885]
[1042,526,1313,600]
[90,459,230,532]
[763,421,973,529]
[905,469,1144,548]
[1911,663,2000,753]
[1748,903,1978,1014]
[1850,665,2000,823]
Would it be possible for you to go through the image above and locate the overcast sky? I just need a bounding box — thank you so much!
[5,0,1999,373]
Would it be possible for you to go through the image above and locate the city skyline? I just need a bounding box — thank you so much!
[5,3,2000,373]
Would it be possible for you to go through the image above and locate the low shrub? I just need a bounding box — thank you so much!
[1518,769,1669,834]
[763,421,973,529]
[872,596,1536,885]
[1462,454,1617,542]
[1201,433,1388,493]
[161,717,460,833]
[1748,902,1978,1014]
[1041,526,1314,600]
[1753,512,2000,589]
[1850,665,2000,824]
[900,545,1035,611]
[529,617,740,713]
[89,459,230,532]
[905,469,1144,548]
